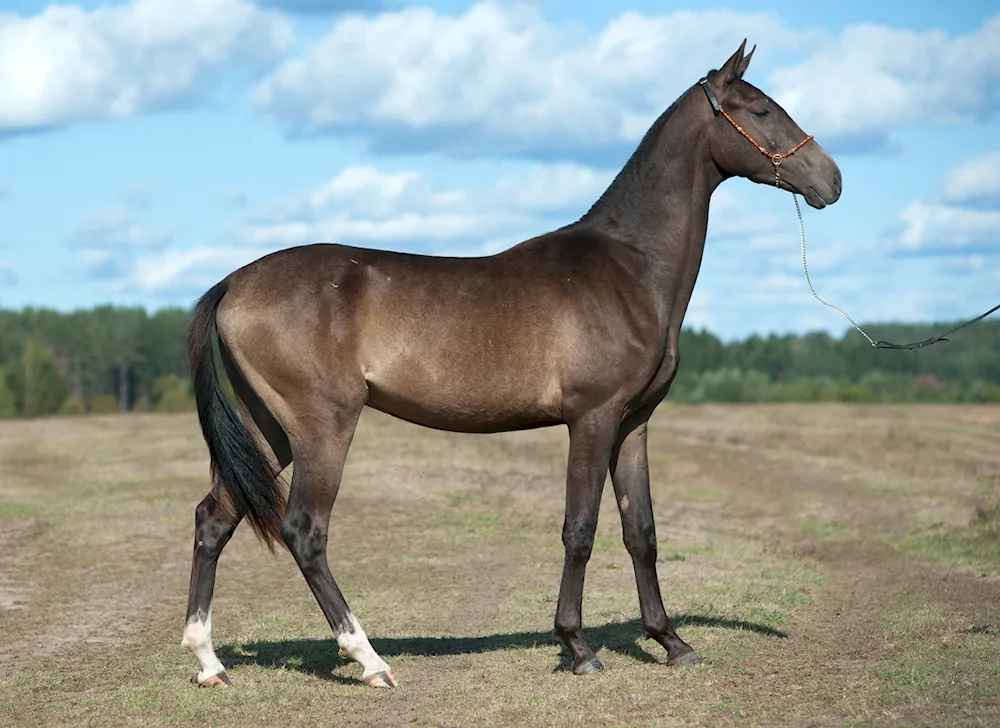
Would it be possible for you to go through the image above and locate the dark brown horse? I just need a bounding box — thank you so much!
[182,41,841,688]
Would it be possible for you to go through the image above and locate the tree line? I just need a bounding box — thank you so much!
[1,305,999,418]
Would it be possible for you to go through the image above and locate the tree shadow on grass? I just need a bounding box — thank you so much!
[216,615,786,684]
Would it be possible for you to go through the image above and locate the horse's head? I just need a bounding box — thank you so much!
[700,41,841,209]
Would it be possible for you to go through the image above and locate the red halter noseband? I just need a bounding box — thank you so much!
[698,77,814,187]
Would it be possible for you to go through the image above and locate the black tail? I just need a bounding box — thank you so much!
[187,279,286,550]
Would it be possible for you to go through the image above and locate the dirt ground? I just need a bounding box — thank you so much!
[1,404,998,727]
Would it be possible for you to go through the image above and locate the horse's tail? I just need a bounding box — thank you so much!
[186,279,286,550]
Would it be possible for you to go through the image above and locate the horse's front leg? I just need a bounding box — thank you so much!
[609,422,701,665]
[553,408,620,674]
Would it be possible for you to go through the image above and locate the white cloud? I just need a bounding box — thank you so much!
[888,150,1000,255]
[258,0,389,12]
[883,146,1000,256]
[942,151,1000,205]
[254,3,802,156]
[125,246,261,294]
[771,16,1000,141]
[708,188,783,238]
[65,201,177,281]
[889,201,1000,254]
[0,0,292,130]
[254,2,1000,159]
[492,164,614,213]
[237,162,613,248]
[255,165,438,222]
[66,204,174,250]
[940,255,987,273]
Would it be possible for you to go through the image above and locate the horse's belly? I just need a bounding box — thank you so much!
[363,360,563,434]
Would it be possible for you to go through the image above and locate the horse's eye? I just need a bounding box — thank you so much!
[752,108,769,117]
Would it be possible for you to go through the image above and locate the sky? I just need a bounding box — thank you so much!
[0,0,998,341]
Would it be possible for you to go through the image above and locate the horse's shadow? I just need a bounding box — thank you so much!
[216,615,786,684]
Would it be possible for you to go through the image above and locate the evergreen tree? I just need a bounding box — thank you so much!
[3,336,70,416]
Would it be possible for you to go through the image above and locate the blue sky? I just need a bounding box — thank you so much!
[1,0,998,341]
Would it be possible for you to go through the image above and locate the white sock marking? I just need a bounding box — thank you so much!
[181,609,226,683]
[338,612,390,679]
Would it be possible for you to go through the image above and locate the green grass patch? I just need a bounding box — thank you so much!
[657,481,737,504]
[657,552,687,562]
[681,543,823,635]
[802,516,858,541]
[902,518,1000,575]
[434,507,541,544]
[0,501,42,518]
[648,450,680,463]
[869,602,1000,712]
[445,490,476,508]
[713,701,748,718]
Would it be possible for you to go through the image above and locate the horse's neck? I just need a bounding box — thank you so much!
[581,100,721,323]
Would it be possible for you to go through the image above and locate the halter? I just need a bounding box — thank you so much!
[698,77,813,188]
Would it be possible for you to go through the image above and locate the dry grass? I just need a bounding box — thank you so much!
[1,404,998,726]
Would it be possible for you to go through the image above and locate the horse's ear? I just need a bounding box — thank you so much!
[718,39,749,86]
[737,44,755,78]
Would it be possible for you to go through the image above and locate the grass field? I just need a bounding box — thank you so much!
[1,404,998,727]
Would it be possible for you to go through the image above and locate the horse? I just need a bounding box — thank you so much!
[182,40,842,689]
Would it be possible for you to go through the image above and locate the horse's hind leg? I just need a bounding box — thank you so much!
[182,400,290,687]
[182,490,240,687]
[281,395,396,688]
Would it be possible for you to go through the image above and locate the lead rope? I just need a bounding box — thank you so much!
[774,159,875,344]
[792,192,879,347]
[788,172,1000,350]
[774,158,876,344]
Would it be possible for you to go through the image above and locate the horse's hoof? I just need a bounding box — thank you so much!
[363,670,398,688]
[573,657,604,675]
[668,651,703,667]
[198,671,232,688]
